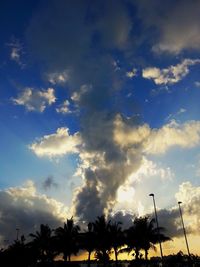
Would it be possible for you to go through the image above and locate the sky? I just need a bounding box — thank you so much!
[0,0,200,257]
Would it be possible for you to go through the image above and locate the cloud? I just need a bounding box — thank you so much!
[56,100,71,114]
[136,0,200,54]
[155,208,181,238]
[142,59,200,85]
[0,180,67,245]
[152,1,200,54]
[108,211,134,229]
[166,108,187,122]
[114,157,174,215]
[29,127,81,157]
[114,115,200,155]
[7,38,25,67]
[72,113,145,221]
[175,181,200,234]
[42,176,58,190]
[194,81,200,88]
[26,0,200,223]
[156,182,200,238]
[113,114,150,148]
[126,68,137,78]
[13,88,56,112]
[26,0,136,221]
[146,120,200,154]
[46,70,70,85]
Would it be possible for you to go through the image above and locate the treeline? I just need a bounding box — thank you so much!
[0,215,199,267]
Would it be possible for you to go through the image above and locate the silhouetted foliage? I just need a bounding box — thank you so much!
[122,216,171,262]
[29,224,57,263]
[54,217,80,261]
[1,214,199,267]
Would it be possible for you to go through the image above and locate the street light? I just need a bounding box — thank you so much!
[178,201,190,256]
[16,228,20,241]
[149,193,163,259]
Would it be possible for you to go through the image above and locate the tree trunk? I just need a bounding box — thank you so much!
[88,250,91,267]
[103,250,107,267]
[145,249,148,260]
[114,247,118,267]
[135,249,139,260]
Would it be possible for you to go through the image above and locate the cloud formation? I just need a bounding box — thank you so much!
[56,100,71,114]
[114,116,200,155]
[146,120,200,154]
[26,0,200,223]
[13,88,56,112]
[0,181,67,245]
[175,181,200,234]
[42,176,58,191]
[7,38,25,67]
[47,70,70,85]
[154,181,200,238]
[136,0,200,54]
[126,68,137,78]
[142,59,200,85]
[29,127,81,157]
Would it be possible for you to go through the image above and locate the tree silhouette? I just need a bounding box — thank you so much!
[124,216,171,262]
[79,222,96,267]
[29,224,56,263]
[92,215,111,266]
[109,221,124,267]
[54,217,80,261]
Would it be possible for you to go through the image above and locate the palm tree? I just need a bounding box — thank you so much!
[80,222,96,267]
[109,221,125,267]
[29,224,56,263]
[54,217,80,261]
[124,224,141,261]
[92,215,111,266]
[125,217,171,261]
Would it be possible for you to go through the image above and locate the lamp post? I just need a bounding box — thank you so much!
[16,228,20,241]
[178,201,190,256]
[149,193,163,259]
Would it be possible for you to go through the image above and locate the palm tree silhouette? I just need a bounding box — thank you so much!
[125,216,171,262]
[80,222,96,267]
[109,221,125,267]
[54,217,80,262]
[92,215,111,266]
[29,224,56,263]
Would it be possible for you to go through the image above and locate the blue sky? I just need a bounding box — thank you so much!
[0,0,200,255]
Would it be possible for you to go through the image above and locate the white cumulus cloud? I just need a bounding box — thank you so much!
[0,180,68,245]
[13,87,56,112]
[175,181,200,234]
[114,115,200,155]
[47,70,70,85]
[146,120,200,154]
[126,68,137,78]
[56,100,71,114]
[142,59,200,85]
[29,127,81,157]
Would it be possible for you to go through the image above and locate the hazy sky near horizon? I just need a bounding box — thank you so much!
[0,0,200,255]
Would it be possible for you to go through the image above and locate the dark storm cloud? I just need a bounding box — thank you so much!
[0,182,65,245]
[109,211,135,229]
[42,176,58,190]
[27,0,146,222]
[135,0,200,54]
[155,208,182,238]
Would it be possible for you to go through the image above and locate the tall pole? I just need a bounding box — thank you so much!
[178,201,190,256]
[16,228,20,241]
[149,193,163,259]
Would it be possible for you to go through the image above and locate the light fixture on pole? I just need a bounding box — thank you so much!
[16,228,20,241]
[178,201,190,256]
[149,193,163,259]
